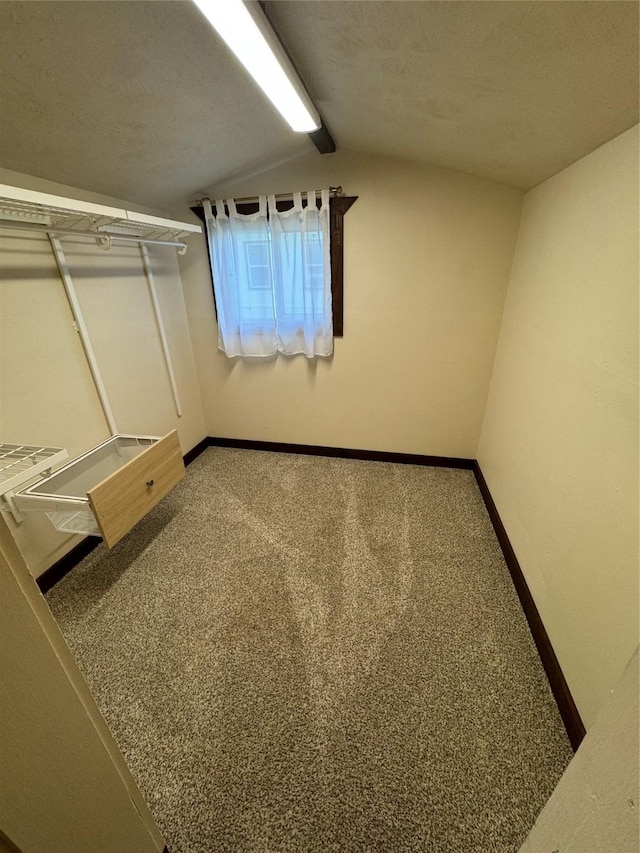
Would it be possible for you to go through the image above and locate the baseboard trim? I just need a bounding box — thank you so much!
[36,536,101,594]
[473,461,586,751]
[183,437,210,466]
[207,437,475,469]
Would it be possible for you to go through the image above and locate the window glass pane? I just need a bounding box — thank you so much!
[304,233,323,292]
[237,235,273,318]
[245,241,271,290]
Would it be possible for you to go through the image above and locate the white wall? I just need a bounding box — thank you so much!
[478,126,639,727]
[519,647,639,853]
[0,169,206,577]
[178,149,523,458]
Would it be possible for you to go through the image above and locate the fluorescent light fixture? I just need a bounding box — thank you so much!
[192,0,321,133]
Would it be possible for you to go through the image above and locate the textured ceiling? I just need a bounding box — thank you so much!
[269,0,640,190]
[0,1,314,208]
[0,1,638,209]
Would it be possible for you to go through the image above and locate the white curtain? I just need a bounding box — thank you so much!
[203,190,332,358]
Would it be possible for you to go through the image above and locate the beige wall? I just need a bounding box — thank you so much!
[0,514,165,853]
[0,169,206,577]
[178,150,523,457]
[519,647,639,853]
[477,126,639,727]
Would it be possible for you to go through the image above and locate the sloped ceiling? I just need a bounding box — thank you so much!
[269,1,640,191]
[0,1,637,209]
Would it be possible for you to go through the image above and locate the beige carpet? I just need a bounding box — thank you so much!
[46,448,572,853]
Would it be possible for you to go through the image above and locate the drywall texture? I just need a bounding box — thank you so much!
[0,516,165,853]
[178,149,523,457]
[478,126,639,728]
[519,647,639,853]
[0,169,206,577]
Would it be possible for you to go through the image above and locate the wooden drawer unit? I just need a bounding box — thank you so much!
[11,431,185,548]
[88,431,184,547]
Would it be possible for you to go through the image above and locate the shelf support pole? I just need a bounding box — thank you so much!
[139,244,183,418]
[48,235,119,436]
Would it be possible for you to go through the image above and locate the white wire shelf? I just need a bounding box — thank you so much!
[0,443,69,498]
[0,184,201,244]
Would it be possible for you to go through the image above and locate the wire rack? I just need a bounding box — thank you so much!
[0,443,68,497]
[0,185,201,243]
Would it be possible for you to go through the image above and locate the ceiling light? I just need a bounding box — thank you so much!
[192,0,321,133]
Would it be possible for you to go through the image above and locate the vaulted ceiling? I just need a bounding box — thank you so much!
[0,1,637,209]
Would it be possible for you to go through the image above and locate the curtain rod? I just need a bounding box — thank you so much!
[195,186,343,206]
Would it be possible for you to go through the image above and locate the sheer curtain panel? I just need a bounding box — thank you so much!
[203,190,332,358]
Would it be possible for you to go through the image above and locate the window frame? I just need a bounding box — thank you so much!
[191,195,357,337]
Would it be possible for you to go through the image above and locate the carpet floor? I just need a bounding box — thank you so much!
[46,448,572,853]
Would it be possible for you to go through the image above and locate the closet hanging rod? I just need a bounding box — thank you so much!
[0,219,188,251]
[195,186,343,205]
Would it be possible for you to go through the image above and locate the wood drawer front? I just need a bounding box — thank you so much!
[87,431,184,548]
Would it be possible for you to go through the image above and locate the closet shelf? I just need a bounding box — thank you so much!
[0,443,69,498]
[0,184,201,245]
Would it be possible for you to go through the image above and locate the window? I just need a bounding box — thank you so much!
[193,193,357,349]
[202,193,334,357]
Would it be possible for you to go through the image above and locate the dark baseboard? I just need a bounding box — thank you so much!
[37,442,209,594]
[37,536,101,594]
[183,437,210,466]
[207,437,475,470]
[472,462,586,751]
